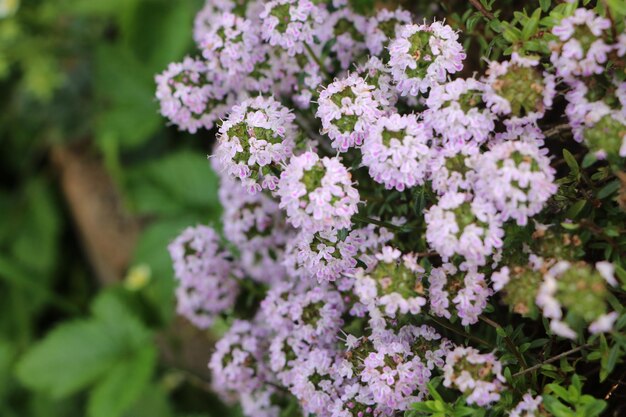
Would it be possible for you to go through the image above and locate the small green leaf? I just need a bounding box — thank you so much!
[561,222,580,231]
[582,153,597,168]
[565,200,586,219]
[597,180,620,199]
[563,149,579,175]
[539,0,551,12]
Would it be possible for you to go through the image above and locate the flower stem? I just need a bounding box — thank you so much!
[304,43,328,76]
[479,315,528,370]
[427,314,495,350]
[512,343,594,378]
[352,215,407,232]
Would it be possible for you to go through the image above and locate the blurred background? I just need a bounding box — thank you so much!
[0,0,232,416]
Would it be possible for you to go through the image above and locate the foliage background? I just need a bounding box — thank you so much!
[1,0,626,416]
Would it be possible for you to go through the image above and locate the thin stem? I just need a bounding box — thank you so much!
[304,43,328,76]
[512,343,593,377]
[427,314,495,350]
[469,0,495,20]
[352,215,407,232]
[479,315,528,369]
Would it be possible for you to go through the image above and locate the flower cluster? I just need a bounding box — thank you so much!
[168,225,241,328]
[159,1,626,416]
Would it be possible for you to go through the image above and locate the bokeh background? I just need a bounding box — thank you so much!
[0,0,232,416]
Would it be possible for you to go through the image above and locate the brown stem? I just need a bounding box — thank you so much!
[469,0,495,19]
[512,343,593,377]
[479,315,528,369]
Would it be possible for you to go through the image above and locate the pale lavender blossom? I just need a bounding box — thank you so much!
[550,8,612,79]
[353,246,427,318]
[388,21,465,96]
[483,53,556,128]
[472,141,557,226]
[428,262,492,326]
[215,96,297,194]
[424,191,504,266]
[509,392,542,417]
[316,74,385,152]
[219,174,291,284]
[428,142,480,195]
[155,57,233,133]
[355,56,399,108]
[318,8,368,70]
[260,0,326,56]
[277,152,360,232]
[424,78,495,145]
[361,113,432,191]
[168,225,241,329]
[443,346,505,407]
[209,319,269,394]
[365,8,413,57]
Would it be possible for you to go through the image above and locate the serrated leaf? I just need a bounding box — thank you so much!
[87,345,157,417]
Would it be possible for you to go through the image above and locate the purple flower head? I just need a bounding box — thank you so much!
[209,319,270,394]
[318,8,368,70]
[219,175,292,284]
[277,152,360,232]
[443,346,506,407]
[365,7,413,58]
[428,262,492,326]
[155,57,233,133]
[294,223,392,284]
[424,78,495,145]
[168,225,242,329]
[483,53,556,128]
[428,142,480,195]
[215,96,297,194]
[388,21,465,96]
[424,191,504,266]
[550,8,613,79]
[509,392,543,417]
[355,56,399,108]
[199,13,266,84]
[536,261,618,339]
[361,113,432,192]
[260,0,326,56]
[472,141,557,226]
[317,73,385,152]
[353,246,427,318]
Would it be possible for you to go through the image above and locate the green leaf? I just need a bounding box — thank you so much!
[522,8,541,40]
[581,398,607,416]
[15,320,121,398]
[87,346,157,417]
[597,180,620,199]
[563,149,579,175]
[608,0,626,16]
[15,292,153,398]
[581,153,597,168]
[539,0,551,12]
[565,200,586,219]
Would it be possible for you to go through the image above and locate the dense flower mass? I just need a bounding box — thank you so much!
[316,74,385,152]
[277,151,359,232]
[155,57,232,133]
[159,1,626,416]
[361,113,431,191]
[168,225,241,328]
[215,95,296,193]
[388,21,465,96]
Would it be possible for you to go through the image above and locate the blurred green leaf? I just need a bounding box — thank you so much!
[16,292,152,398]
[87,345,157,417]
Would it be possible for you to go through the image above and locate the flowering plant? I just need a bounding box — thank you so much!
[157,1,626,416]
